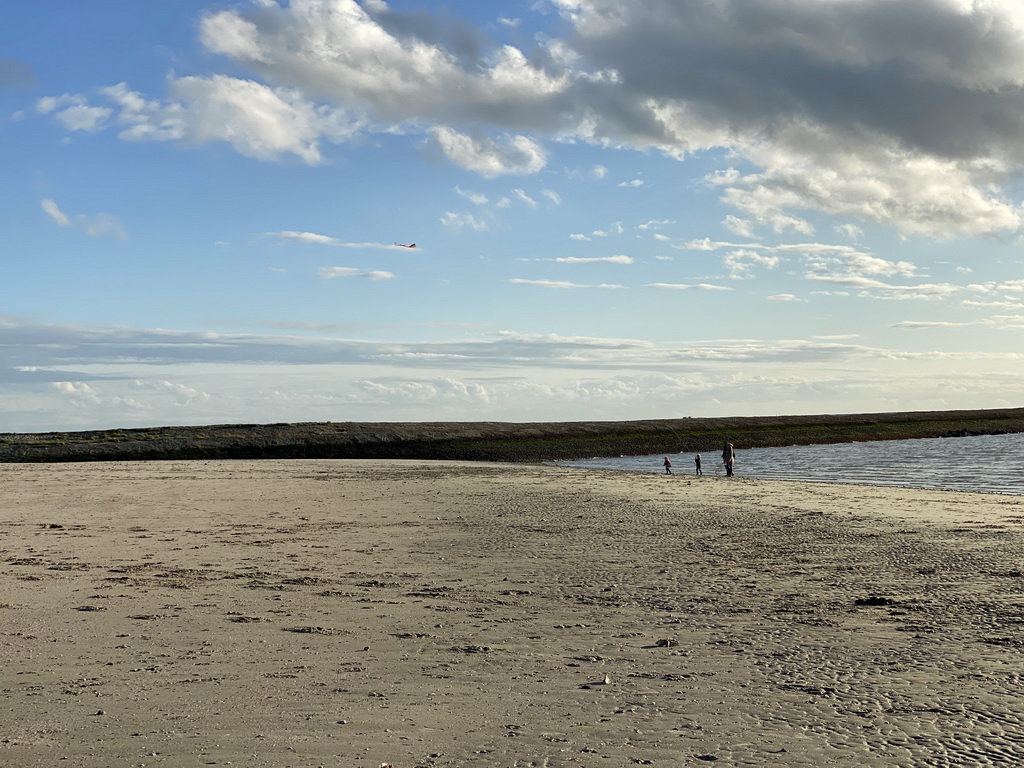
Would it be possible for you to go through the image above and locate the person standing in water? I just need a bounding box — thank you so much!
[663,456,673,474]
[722,442,735,477]
[694,453,702,476]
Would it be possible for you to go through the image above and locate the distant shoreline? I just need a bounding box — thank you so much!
[3,406,1023,463]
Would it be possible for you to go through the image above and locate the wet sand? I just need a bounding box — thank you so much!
[2,459,1024,767]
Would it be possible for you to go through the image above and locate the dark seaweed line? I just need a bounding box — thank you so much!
[2,407,1023,464]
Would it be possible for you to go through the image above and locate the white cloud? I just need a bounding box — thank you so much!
[264,231,407,249]
[36,93,111,131]
[513,188,537,207]
[455,186,488,205]
[270,230,339,245]
[962,299,1024,309]
[40,198,126,240]
[647,282,732,291]
[809,274,962,300]
[40,79,363,163]
[53,381,97,397]
[592,222,624,238]
[617,179,643,187]
[723,215,755,238]
[440,211,490,231]
[508,278,624,288]
[34,0,1024,236]
[6,317,1024,429]
[167,75,354,163]
[427,127,547,177]
[54,103,112,132]
[590,165,608,179]
[805,251,919,279]
[835,223,864,240]
[724,249,781,279]
[541,189,562,204]
[40,198,70,227]
[318,267,394,280]
[892,315,1024,330]
[553,255,633,264]
[132,379,211,404]
[637,220,673,230]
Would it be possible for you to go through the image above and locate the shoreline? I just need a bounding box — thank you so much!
[3,406,1024,463]
[3,460,1024,766]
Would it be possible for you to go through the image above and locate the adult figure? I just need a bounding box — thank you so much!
[722,442,735,477]
[694,453,702,476]
[663,456,673,475]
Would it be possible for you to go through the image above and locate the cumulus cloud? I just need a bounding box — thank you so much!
[37,93,111,131]
[426,127,547,177]
[836,223,864,240]
[723,215,756,238]
[37,79,361,163]
[34,0,1024,235]
[724,249,781,279]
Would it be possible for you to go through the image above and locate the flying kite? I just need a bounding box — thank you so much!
[394,242,417,248]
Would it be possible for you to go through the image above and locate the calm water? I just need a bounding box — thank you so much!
[551,431,1024,495]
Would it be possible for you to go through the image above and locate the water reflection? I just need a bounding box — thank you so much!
[551,432,1024,495]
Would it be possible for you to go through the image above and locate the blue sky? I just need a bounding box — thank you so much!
[2,0,1024,432]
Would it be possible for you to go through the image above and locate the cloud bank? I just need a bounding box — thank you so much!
[33,0,1024,238]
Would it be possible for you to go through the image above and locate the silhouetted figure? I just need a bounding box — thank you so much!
[695,453,702,476]
[722,442,735,477]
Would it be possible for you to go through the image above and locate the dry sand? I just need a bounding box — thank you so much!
[3,460,1024,767]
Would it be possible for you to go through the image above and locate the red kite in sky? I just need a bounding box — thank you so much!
[395,242,417,248]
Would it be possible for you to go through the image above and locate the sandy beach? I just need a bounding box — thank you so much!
[3,460,1024,767]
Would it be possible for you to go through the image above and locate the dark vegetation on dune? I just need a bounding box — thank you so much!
[2,407,1023,464]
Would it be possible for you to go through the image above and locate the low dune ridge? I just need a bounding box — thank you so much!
[3,459,1024,766]
[3,406,1024,463]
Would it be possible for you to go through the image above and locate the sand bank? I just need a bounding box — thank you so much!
[2,460,1024,767]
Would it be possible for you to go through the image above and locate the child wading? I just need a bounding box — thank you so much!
[694,453,702,475]
[663,456,673,474]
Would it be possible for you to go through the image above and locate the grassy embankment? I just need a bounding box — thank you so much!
[2,407,1023,463]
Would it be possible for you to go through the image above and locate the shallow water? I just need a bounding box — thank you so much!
[551,431,1024,495]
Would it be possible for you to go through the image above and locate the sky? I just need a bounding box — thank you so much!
[3,0,1024,433]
